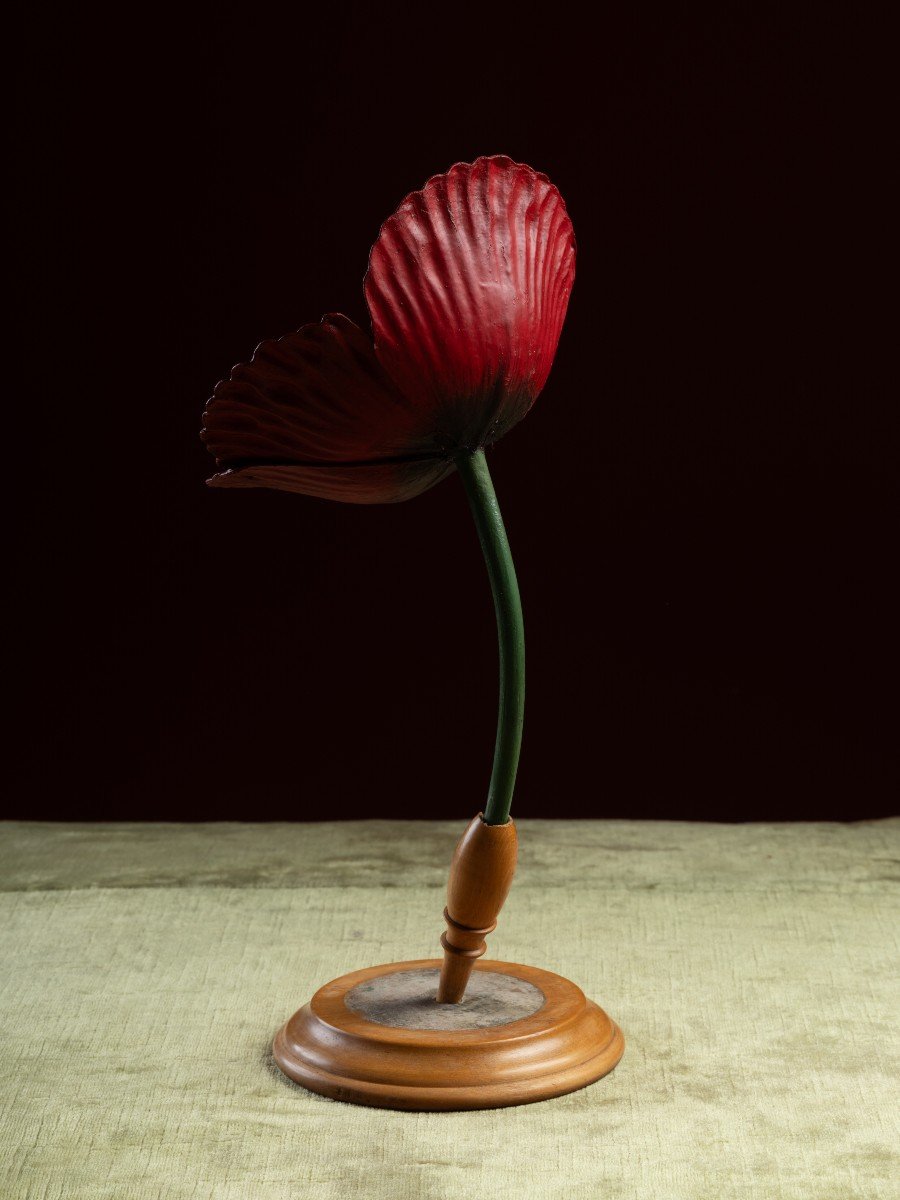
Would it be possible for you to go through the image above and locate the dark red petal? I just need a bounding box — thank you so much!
[364,156,576,450]
[202,313,440,473]
[206,458,453,504]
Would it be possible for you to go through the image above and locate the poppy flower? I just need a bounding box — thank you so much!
[201,155,575,503]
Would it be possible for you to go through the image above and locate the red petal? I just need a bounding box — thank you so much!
[364,156,576,450]
[202,313,440,474]
[206,458,453,504]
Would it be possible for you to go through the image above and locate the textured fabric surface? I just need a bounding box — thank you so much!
[1,819,897,1199]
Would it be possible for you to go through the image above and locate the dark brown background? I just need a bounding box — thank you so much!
[10,7,896,821]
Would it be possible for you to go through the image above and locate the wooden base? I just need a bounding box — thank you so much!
[272,959,624,1111]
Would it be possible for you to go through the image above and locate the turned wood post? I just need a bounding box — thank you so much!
[436,813,518,1003]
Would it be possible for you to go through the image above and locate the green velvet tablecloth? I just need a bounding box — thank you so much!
[1,819,898,1199]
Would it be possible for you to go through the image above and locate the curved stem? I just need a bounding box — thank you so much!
[455,449,524,826]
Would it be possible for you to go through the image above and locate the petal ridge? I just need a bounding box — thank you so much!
[364,156,576,450]
[201,313,437,470]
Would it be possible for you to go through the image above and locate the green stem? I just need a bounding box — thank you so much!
[455,449,524,826]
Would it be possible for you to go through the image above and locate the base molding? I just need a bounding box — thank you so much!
[272,958,624,1111]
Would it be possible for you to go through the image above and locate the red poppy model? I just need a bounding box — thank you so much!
[202,155,574,503]
[202,155,575,827]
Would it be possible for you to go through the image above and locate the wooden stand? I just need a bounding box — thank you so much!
[273,959,623,1110]
[437,813,518,1002]
[271,814,624,1110]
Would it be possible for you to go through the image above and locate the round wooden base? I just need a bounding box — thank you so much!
[272,958,624,1111]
